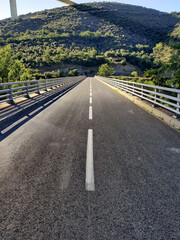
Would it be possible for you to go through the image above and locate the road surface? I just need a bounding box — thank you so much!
[0,77,180,240]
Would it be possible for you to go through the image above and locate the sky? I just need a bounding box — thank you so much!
[0,0,179,20]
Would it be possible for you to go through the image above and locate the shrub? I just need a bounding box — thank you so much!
[68,69,79,76]
[97,63,114,77]
[130,71,138,77]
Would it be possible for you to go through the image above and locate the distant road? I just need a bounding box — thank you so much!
[0,77,180,240]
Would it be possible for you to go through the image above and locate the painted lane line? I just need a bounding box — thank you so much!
[86,129,95,191]
[89,97,92,104]
[89,106,93,120]
[90,92,92,97]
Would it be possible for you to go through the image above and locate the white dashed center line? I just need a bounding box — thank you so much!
[85,79,95,191]
[89,106,93,120]
[86,129,95,191]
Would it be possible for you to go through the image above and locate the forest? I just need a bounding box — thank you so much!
[0,2,179,88]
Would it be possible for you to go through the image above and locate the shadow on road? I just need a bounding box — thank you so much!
[0,82,81,141]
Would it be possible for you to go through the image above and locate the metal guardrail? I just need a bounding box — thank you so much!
[0,76,85,104]
[96,76,180,116]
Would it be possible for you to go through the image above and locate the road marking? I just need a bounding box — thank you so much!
[168,148,180,153]
[89,106,93,120]
[90,97,92,104]
[86,129,95,191]
[90,92,92,97]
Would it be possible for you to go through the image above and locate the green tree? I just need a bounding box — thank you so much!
[131,71,138,77]
[42,47,53,65]
[167,54,180,88]
[97,63,114,77]
[0,45,13,83]
[0,45,32,84]
[68,69,79,76]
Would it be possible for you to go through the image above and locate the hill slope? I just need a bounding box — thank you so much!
[0,2,179,75]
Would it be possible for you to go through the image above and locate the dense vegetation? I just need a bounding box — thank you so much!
[0,46,32,84]
[0,2,179,87]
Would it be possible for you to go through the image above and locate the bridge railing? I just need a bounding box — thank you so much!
[0,76,85,104]
[96,76,180,116]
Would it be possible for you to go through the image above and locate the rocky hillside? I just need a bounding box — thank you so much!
[0,2,179,75]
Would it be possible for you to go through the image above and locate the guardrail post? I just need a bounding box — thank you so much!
[51,80,53,89]
[132,83,134,95]
[174,93,180,118]
[45,80,47,91]
[36,81,40,94]
[153,88,158,107]
[141,86,143,97]
[113,79,115,86]
[55,80,58,88]
[126,82,129,92]
[139,85,143,100]
[7,85,15,104]
[25,82,30,98]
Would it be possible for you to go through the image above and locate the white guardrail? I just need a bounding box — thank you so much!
[0,76,84,105]
[96,76,180,117]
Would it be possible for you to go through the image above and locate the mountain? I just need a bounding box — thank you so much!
[0,2,179,76]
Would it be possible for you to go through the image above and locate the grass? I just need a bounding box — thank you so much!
[159,116,164,121]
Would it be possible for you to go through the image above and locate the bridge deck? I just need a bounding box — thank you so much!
[0,77,180,239]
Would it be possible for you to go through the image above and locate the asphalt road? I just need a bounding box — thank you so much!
[0,77,180,240]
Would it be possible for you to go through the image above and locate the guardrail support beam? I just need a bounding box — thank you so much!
[36,82,40,94]
[24,83,30,98]
[7,85,15,105]
[173,93,180,118]
[139,85,143,101]
[152,89,158,107]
